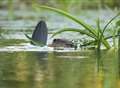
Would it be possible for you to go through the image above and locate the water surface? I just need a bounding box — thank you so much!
[0,9,120,88]
[0,49,119,88]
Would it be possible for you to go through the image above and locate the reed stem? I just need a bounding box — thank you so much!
[118,27,120,78]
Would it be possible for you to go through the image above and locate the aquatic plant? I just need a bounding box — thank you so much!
[33,4,120,49]
[8,0,14,20]
[25,34,45,46]
[31,4,120,73]
[116,20,120,77]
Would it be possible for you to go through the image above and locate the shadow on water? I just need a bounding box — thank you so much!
[42,51,93,88]
[0,50,119,88]
[0,51,49,88]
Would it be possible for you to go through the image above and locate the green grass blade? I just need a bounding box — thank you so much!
[96,18,102,49]
[96,18,102,38]
[105,34,120,40]
[51,29,110,49]
[99,12,120,49]
[116,20,120,26]
[96,18,111,49]
[103,12,120,34]
[33,4,97,36]
[101,12,120,42]
[82,34,120,46]
[95,18,112,49]
[51,28,96,38]
[25,34,45,46]
[33,4,111,49]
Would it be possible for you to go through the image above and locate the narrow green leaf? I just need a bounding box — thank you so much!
[96,18,102,38]
[116,20,120,26]
[101,12,120,41]
[82,34,120,46]
[33,4,111,49]
[51,28,95,38]
[25,34,45,46]
[33,4,97,37]
[96,18,100,50]
[103,12,120,33]
[100,12,120,49]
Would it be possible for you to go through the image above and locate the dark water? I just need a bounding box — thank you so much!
[0,49,119,88]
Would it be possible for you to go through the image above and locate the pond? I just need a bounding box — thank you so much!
[0,9,120,88]
[0,49,119,88]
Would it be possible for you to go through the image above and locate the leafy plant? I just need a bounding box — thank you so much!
[116,20,120,77]
[33,4,120,49]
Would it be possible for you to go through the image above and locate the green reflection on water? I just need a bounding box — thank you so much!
[0,50,119,88]
[0,39,28,47]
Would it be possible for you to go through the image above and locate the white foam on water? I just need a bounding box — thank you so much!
[56,56,89,59]
[0,43,78,52]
